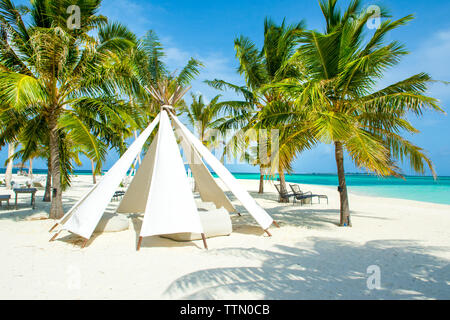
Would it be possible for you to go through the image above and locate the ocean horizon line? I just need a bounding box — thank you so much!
[1,167,448,179]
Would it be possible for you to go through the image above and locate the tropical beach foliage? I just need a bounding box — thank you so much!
[0,0,444,228]
[119,29,204,153]
[0,0,137,218]
[180,93,225,148]
[208,18,306,196]
[131,30,203,109]
[260,0,444,225]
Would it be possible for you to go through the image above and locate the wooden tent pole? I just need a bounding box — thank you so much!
[81,238,89,248]
[137,236,143,251]
[49,230,61,242]
[201,233,208,250]
[264,229,272,237]
[49,223,58,232]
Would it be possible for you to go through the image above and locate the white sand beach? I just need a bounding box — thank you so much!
[0,174,449,300]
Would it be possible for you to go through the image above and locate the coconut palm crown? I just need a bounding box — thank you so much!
[0,0,137,218]
[264,0,444,225]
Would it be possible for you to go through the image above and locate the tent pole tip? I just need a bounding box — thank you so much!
[137,236,143,251]
[49,223,58,233]
[49,231,61,242]
[201,233,208,250]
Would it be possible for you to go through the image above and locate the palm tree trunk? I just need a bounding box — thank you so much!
[49,117,64,219]
[43,158,52,202]
[29,159,33,178]
[335,141,351,227]
[90,159,97,184]
[278,168,289,203]
[258,166,264,194]
[5,143,14,190]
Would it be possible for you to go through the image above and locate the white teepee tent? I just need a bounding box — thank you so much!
[49,101,275,250]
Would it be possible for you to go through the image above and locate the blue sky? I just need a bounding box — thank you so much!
[1,0,449,175]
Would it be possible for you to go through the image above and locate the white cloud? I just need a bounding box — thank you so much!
[378,28,450,101]
[164,46,191,68]
[99,0,244,103]
[159,40,243,103]
[417,30,450,77]
[99,0,166,37]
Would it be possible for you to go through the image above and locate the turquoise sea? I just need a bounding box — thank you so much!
[217,173,450,206]
[2,168,449,205]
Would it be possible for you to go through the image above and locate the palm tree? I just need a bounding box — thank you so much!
[267,0,444,226]
[207,18,305,196]
[254,100,317,189]
[1,98,129,199]
[125,30,204,147]
[0,0,136,218]
[180,93,226,147]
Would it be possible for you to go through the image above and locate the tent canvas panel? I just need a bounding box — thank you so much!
[117,132,159,214]
[58,115,161,239]
[190,163,236,212]
[176,126,237,213]
[139,110,203,237]
[170,113,273,230]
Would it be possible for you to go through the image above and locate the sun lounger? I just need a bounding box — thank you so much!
[290,184,328,205]
[274,184,297,204]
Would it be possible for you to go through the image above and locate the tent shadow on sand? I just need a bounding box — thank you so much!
[53,210,203,249]
[53,209,118,248]
[0,192,81,221]
[163,238,450,300]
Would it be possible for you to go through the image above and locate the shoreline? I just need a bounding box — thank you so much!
[2,172,449,206]
[294,183,450,209]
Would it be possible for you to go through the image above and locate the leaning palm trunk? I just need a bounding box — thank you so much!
[43,158,51,202]
[91,159,97,184]
[5,144,15,189]
[335,141,351,227]
[49,117,64,219]
[278,168,289,203]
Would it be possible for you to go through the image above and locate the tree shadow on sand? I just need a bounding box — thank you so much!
[227,190,392,232]
[163,238,450,299]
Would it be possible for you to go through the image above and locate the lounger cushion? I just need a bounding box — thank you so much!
[94,213,129,233]
[160,208,232,241]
